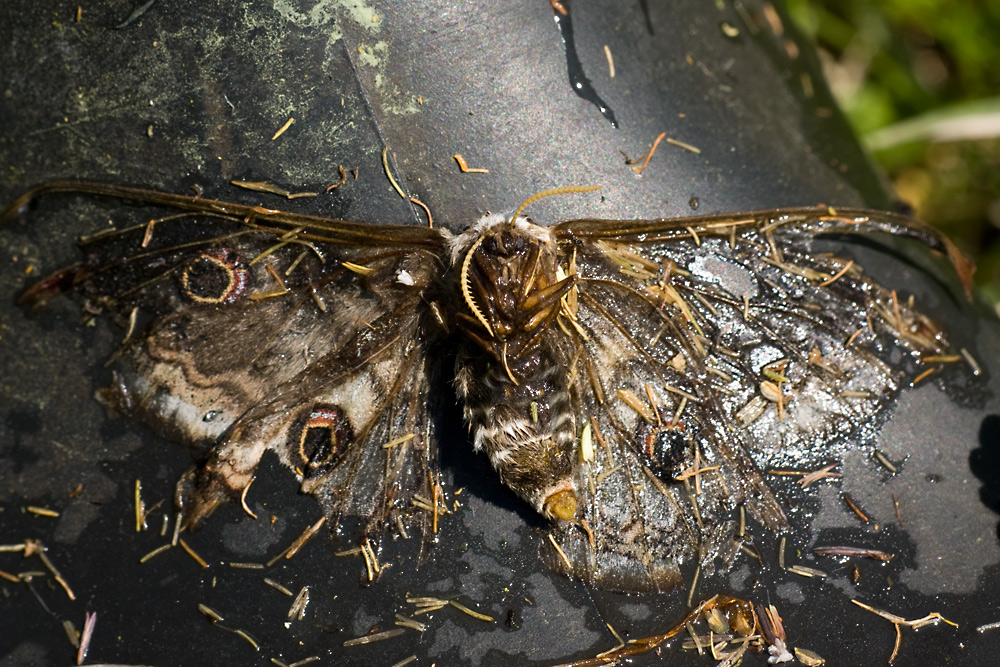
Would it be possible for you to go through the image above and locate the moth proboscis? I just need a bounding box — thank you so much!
[2,180,972,592]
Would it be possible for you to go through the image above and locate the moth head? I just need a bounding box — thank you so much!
[452,185,601,339]
[454,213,552,338]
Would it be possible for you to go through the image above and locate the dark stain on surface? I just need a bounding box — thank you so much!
[551,2,619,128]
[637,0,655,35]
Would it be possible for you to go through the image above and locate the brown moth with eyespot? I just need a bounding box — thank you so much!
[2,180,974,592]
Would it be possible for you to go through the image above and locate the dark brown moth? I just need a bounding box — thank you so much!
[2,180,972,592]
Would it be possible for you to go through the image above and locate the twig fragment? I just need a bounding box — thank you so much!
[548,534,572,571]
[139,543,172,563]
[343,628,406,647]
[786,564,828,578]
[287,586,310,621]
[325,165,347,191]
[665,137,702,154]
[27,506,59,518]
[976,619,1000,633]
[800,464,842,487]
[843,493,870,523]
[382,147,406,197]
[240,478,258,519]
[76,611,97,665]
[813,545,894,562]
[31,541,76,600]
[263,577,294,596]
[851,599,957,664]
[629,132,666,174]
[271,117,294,140]
[819,259,854,286]
[178,538,208,568]
[231,180,318,199]
[453,154,489,173]
[449,598,494,622]
[410,197,433,228]
[266,516,326,567]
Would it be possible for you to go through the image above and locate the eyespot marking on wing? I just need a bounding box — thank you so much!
[289,404,355,474]
[179,248,250,304]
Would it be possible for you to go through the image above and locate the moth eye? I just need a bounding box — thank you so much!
[290,404,354,475]
[179,249,249,304]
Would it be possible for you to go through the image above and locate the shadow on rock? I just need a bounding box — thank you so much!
[971,414,1000,540]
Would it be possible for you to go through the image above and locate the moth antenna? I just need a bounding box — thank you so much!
[460,235,495,338]
[508,184,603,223]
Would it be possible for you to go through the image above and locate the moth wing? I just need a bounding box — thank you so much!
[22,203,448,542]
[171,293,441,539]
[547,208,954,591]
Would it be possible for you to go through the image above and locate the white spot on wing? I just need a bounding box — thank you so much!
[689,254,758,299]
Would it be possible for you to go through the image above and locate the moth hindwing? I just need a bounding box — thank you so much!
[5,181,968,592]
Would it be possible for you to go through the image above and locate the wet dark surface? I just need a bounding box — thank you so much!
[552,5,619,128]
[2,1,999,666]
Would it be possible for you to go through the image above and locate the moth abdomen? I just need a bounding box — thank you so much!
[459,359,579,520]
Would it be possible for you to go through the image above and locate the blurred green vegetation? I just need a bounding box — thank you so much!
[787,0,1000,307]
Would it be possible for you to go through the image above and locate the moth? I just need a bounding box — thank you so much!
[3,180,971,592]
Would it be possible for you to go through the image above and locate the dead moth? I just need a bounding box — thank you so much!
[3,181,970,592]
